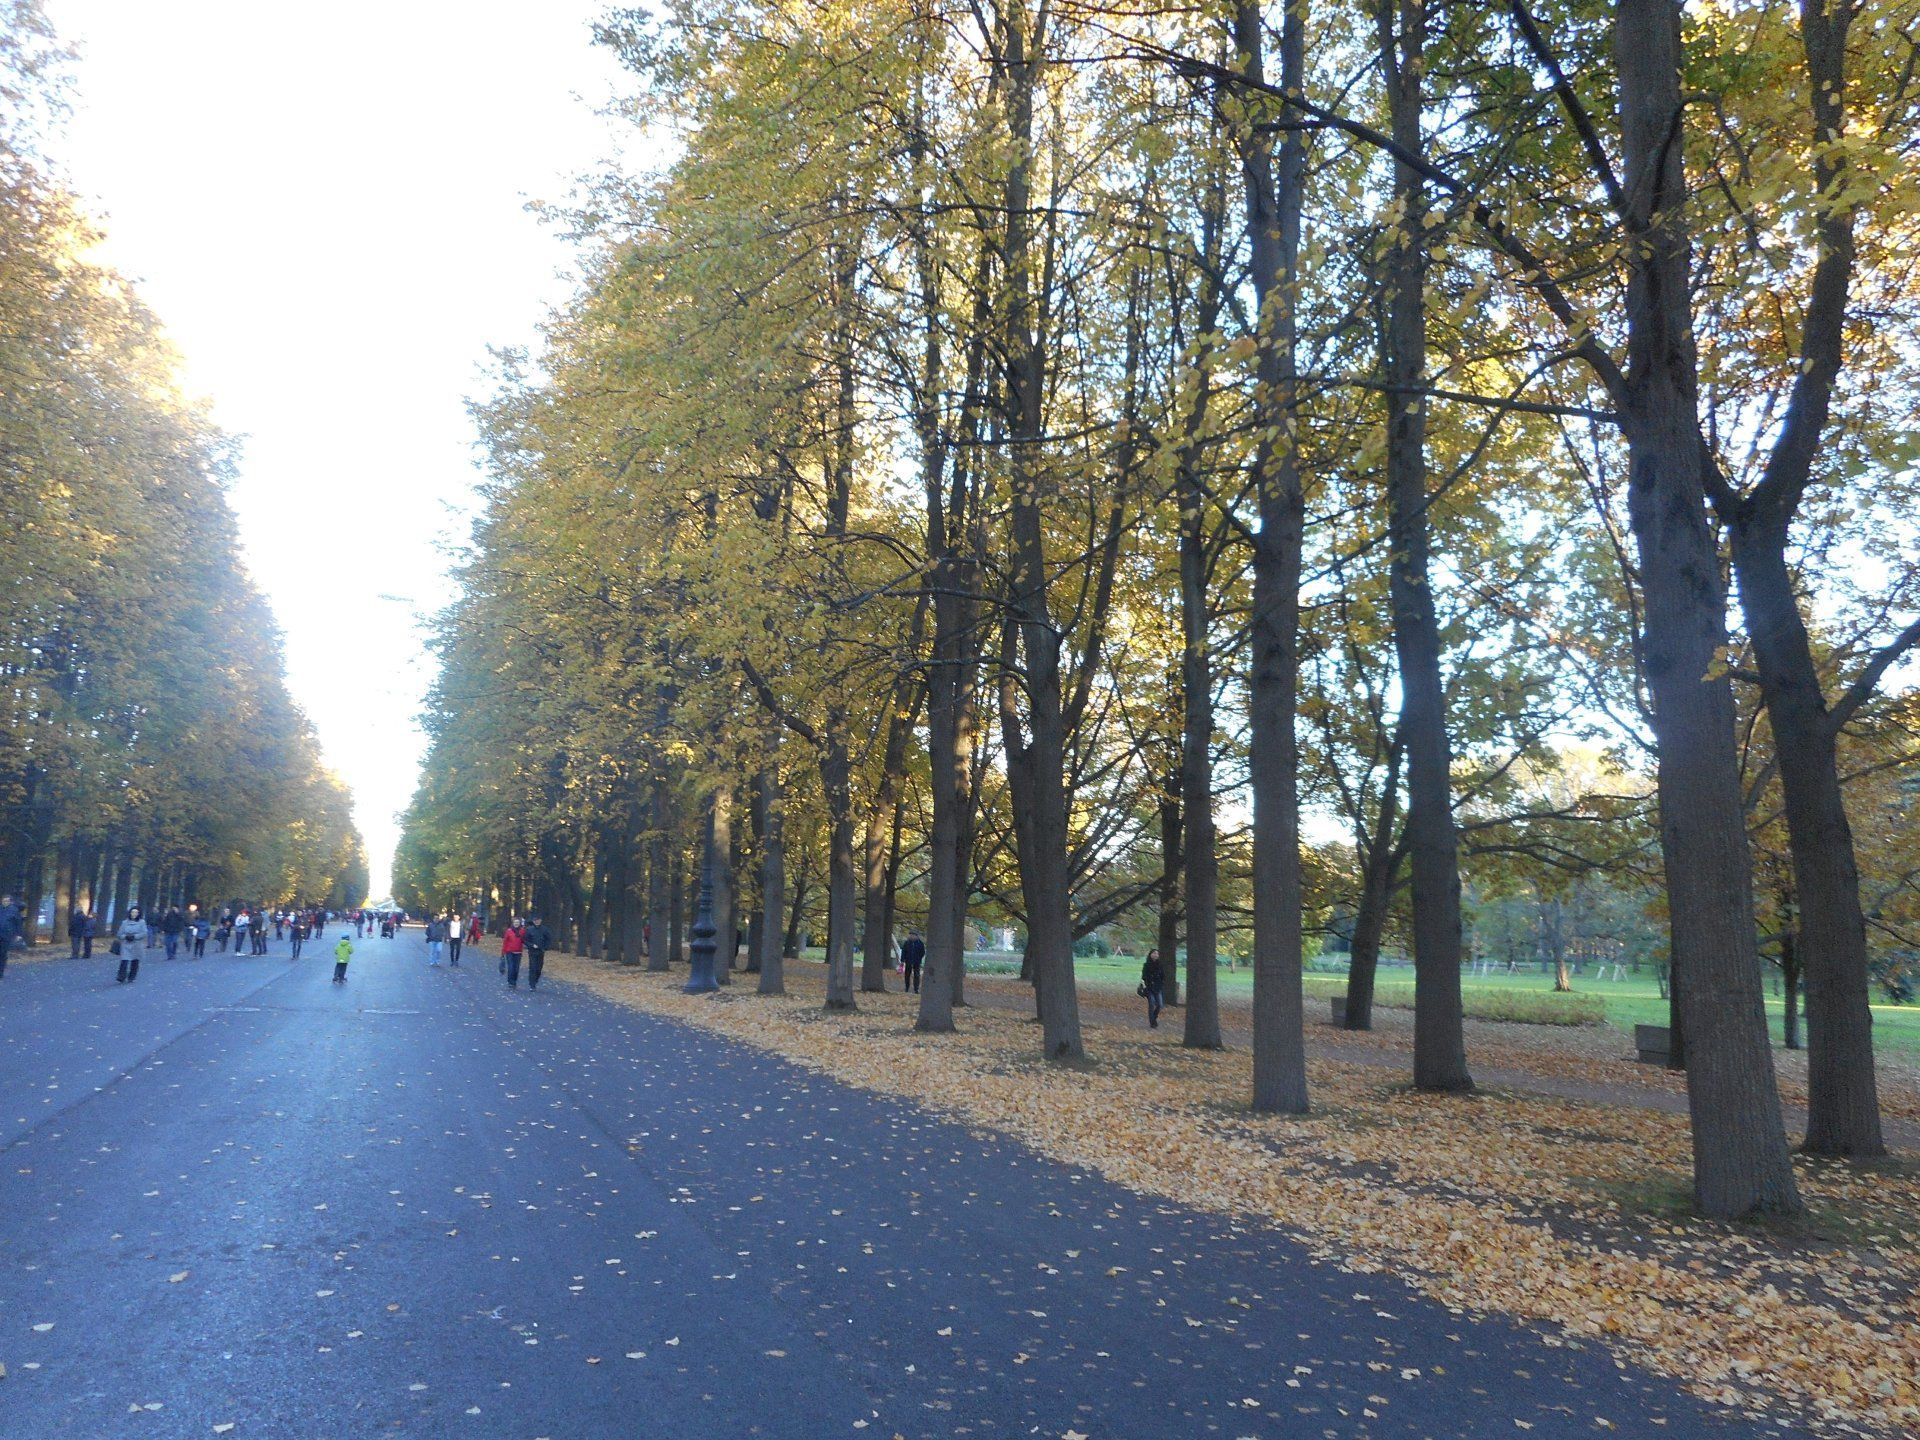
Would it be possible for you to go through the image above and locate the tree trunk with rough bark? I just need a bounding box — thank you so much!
[1156,784,1183,1009]
[645,789,671,970]
[1379,0,1471,1092]
[994,0,1080,1062]
[1614,0,1799,1218]
[822,714,858,1010]
[1180,514,1222,1049]
[713,786,737,984]
[1344,838,1399,1035]
[1237,0,1309,1113]
[757,766,786,996]
[1730,534,1883,1154]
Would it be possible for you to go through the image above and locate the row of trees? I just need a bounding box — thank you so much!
[397,0,1920,1218]
[1,5,368,937]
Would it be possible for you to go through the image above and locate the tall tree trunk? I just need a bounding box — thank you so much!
[757,766,787,996]
[860,807,892,993]
[1547,898,1571,992]
[1779,912,1802,1051]
[109,849,132,927]
[881,791,907,963]
[607,823,630,962]
[52,849,72,946]
[908,79,986,1030]
[713,785,736,985]
[784,854,810,961]
[1156,780,1183,1010]
[1714,0,1879,1159]
[136,857,158,921]
[997,0,1080,1062]
[822,716,858,1010]
[583,838,607,960]
[1174,169,1227,1046]
[619,827,646,967]
[1614,0,1799,1218]
[1236,0,1309,1113]
[1379,0,1470,1092]
[669,849,685,965]
[918,560,978,1032]
[1179,470,1221,1052]
[1344,734,1401,1031]
[1344,856,1394,1032]
[1730,531,1882,1158]
[860,619,923,992]
[646,788,672,971]
[746,771,766,974]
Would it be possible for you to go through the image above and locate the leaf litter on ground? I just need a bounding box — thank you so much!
[557,953,1920,1438]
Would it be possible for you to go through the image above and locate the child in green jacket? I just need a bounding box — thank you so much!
[333,934,352,983]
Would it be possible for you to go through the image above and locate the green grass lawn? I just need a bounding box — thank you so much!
[804,947,1920,1057]
[967,952,1920,1059]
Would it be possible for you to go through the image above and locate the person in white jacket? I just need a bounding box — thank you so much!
[116,907,147,984]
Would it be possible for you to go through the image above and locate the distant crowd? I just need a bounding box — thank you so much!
[0,898,567,998]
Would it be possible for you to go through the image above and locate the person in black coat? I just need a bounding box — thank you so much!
[0,894,21,977]
[522,916,553,990]
[1139,949,1165,1030]
[899,931,925,994]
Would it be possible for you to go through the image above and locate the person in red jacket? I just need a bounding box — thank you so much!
[500,917,526,989]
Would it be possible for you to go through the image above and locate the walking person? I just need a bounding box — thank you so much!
[0,893,20,978]
[426,914,446,966]
[522,915,551,991]
[500,917,525,989]
[332,931,352,983]
[232,907,251,956]
[161,906,185,961]
[116,906,147,984]
[467,911,483,947]
[69,903,88,958]
[289,912,306,959]
[447,914,464,967]
[1139,948,1166,1030]
[899,930,925,994]
[77,909,96,959]
[192,915,209,958]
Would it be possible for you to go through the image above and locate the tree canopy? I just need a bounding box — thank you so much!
[1,2,367,926]
[394,0,1920,1220]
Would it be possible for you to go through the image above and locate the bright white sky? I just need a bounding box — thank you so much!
[47,1,645,897]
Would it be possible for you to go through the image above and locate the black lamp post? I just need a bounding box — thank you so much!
[683,801,720,993]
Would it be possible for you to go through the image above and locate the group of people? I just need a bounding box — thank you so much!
[351,908,418,940]
[494,915,552,990]
[398,908,550,992]
[97,903,342,982]
[423,912,473,967]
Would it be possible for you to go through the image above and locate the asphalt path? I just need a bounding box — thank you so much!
[0,930,1796,1438]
